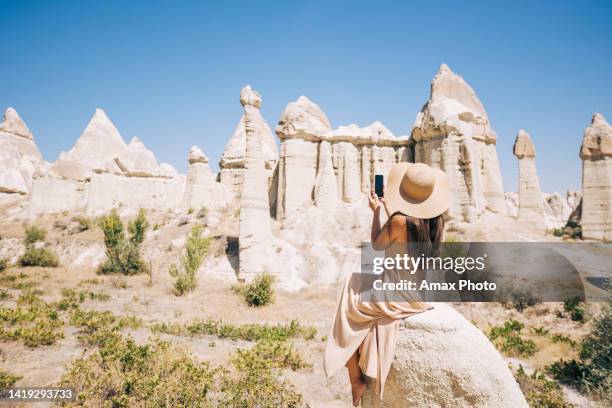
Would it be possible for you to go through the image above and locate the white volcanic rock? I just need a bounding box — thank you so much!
[58,108,126,172]
[0,107,33,139]
[0,169,28,194]
[275,96,333,218]
[362,304,528,408]
[313,141,339,212]
[566,189,582,211]
[29,178,87,215]
[50,160,92,181]
[580,113,612,240]
[505,192,519,217]
[238,85,274,281]
[114,137,161,177]
[219,101,277,197]
[513,130,546,229]
[411,64,505,221]
[0,108,45,194]
[544,192,572,228]
[182,145,228,211]
[159,163,179,178]
[276,96,332,141]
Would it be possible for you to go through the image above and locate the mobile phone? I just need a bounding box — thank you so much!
[374,175,384,198]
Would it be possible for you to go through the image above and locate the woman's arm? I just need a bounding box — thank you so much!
[369,191,400,251]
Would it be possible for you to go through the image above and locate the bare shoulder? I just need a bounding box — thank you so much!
[389,213,406,227]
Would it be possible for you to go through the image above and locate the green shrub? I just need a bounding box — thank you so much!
[234,273,275,307]
[72,215,93,232]
[24,225,46,245]
[70,308,142,346]
[169,225,212,296]
[563,297,586,322]
[548,303,611,401]
[97,209,149,275]
[19,246,59,267]
[0,293,64,347]
[233,340,310,371]
[488,320,537,357]
[0,370,22,388]
[552,228,564,237]
[0,258,7,272]
[515,366,572,408]
[60,337,216,407]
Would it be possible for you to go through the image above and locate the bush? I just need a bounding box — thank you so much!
[553,228,564,237]
[97,209,149,275]
[515,366,572,408]
[488,320,537,357]
[24,225,46,245]
[0,370,22,388]
[548,303,611,401]
[563,297,586,322]
[0,258,7,272]
[72,215,93,232]
[234,273,275,307]
[169,225,211,295]
[19,246,59,267]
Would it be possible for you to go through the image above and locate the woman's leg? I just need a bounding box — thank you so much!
[347,350,366,406]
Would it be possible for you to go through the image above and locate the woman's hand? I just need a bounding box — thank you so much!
[368,190,381,212]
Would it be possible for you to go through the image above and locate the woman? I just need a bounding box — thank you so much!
[324,162,450,406]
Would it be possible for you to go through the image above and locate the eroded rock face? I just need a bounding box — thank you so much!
[580,113,612,241]
[411,64,505,221]
[513,130,546,228]
[313,141,338,212]
[0,108,45,194]
[115,137,161,177]
[362,304,528,408]
[275,96,332,218]
[182,145,229,212]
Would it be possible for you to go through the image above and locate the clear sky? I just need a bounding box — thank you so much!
[1,0,611,194]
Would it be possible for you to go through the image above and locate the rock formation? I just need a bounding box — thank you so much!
[56,108,126,175]
[29,108,184,215]
[513,130,546,228]
[219,106,277,198]
[182,145,228,211]
[275,96,332,218]
[0,108,45,194]
[580,113,612,241]
[238,86,273,280]
[313,140,339,212]
[543,192,572,228]
[411,64,505,221]
[362,304,528,408]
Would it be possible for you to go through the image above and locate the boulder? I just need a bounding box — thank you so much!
[513,130,546,229]
[362,304,528,408]
[411,64,505,221]
[58,108,126,172]
[579,113,612,241]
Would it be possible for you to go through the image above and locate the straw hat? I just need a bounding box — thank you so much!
[384,162,450,219]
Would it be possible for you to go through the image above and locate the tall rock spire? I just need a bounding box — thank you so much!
[238,85,273,280]
[513,130,546,229]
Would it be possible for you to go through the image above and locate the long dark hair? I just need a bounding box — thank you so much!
[405,214,445,257]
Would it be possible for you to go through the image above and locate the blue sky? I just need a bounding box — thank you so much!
[1,0,611,193]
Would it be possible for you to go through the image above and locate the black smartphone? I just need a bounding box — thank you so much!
[374,174,384,198]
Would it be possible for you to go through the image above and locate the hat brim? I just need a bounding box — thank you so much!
[384,163,450,219]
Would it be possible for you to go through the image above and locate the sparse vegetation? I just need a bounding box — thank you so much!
[548,303,611,402]
[488,319,537,357]
[234,272,276,307]
[169,224,212,296]
[97,209,149,275]
[70,308,142,346]
[72,215,93,232]
[0,258,7,272]
[515,365,572,408]
[151,319,316,343]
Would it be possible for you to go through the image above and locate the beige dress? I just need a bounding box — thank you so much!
[323,244,432,397]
